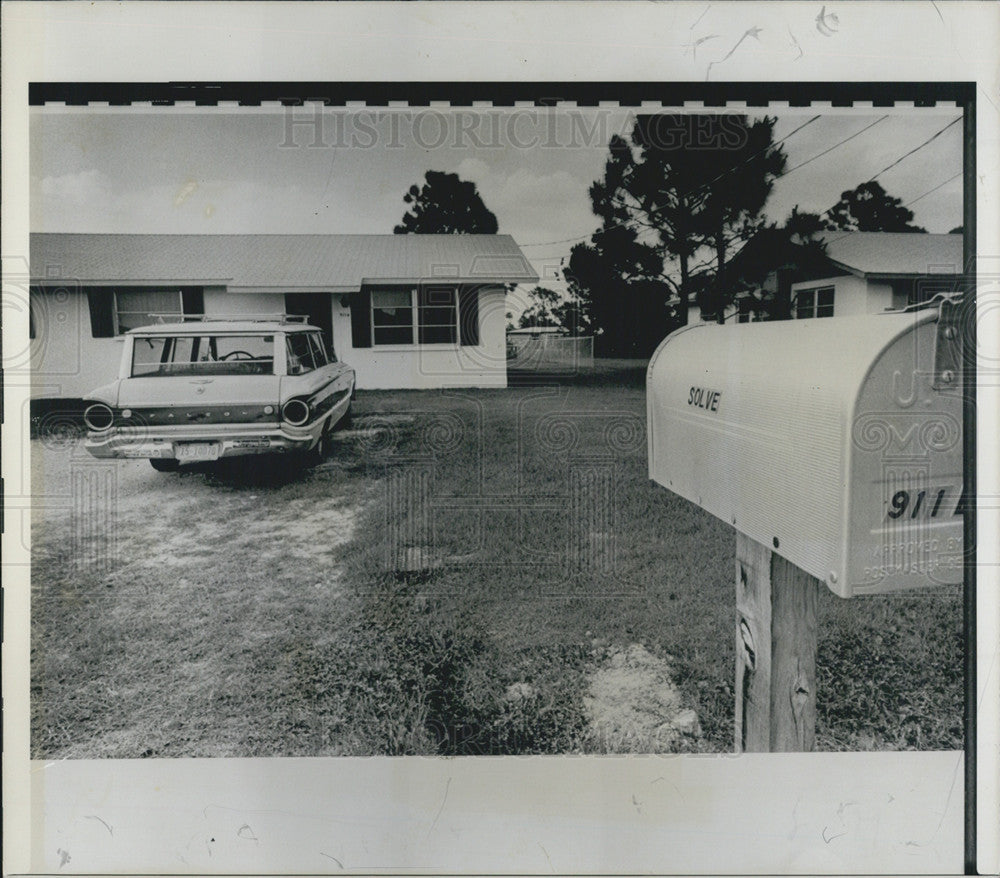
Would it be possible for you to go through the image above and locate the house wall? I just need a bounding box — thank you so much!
[204,290,284,317]
[790,275,894,318]
[30,285,509,398]
[29,288,123,399]
[337,285,508,389]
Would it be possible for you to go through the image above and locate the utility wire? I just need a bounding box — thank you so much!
[519,115,958,251]
[904,171,962,207]
[781,116,889,176]
[866,116,961,182]
[520,115,822,249]
[680,115,822,198]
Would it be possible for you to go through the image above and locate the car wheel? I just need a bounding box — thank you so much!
[304,422,331,466]
[150,458,180,472]
[335,401,353,430]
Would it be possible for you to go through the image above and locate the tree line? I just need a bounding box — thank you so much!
[393,117,936,357]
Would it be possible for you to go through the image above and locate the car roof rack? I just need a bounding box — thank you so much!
[147,313,312,325]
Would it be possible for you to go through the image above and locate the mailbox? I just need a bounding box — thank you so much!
[647,308,963,598]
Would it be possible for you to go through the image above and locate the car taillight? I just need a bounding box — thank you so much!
[281,398,311,426]
[83,403,115,431]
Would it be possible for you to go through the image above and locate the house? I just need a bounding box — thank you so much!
[29,233,538,399]
[716,231,963,323]
[787,232,963,319]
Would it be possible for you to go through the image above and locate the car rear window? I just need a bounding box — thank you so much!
[132,335,275,377]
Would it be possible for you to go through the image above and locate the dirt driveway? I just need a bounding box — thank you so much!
[30,435,368,577]
[29,432,377,758]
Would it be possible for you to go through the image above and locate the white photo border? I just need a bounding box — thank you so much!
[3,2,998,875]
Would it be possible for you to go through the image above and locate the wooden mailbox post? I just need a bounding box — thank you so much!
[734,534,819,752]
[647,306,964,752]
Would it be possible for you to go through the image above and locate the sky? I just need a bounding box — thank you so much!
[31,107,964,300]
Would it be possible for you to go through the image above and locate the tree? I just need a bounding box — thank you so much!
[517,285,593,335]
[824,181,926,233]
[726,207,829,321]
[578,115,787,328]
[565,225,672,356]
[517,286,561,329]
[394,170,499,234]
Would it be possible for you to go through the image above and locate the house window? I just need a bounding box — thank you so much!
[795,286,834,319]
[418,286,458,344]
[115,289,184,333]
[371,286,459,345]
[372,289,415,345]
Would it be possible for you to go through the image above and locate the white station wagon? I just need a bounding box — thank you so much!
[82,315,355,471]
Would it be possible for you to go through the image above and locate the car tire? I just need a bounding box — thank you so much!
[304,421,331,467]
[335,401,353,430]
[150,458,180,472]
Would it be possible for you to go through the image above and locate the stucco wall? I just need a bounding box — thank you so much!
[31,286,508,398]
[791,275,894,318]
[29,288,123,398]
[337,286,508,389]
[204,290,285,317]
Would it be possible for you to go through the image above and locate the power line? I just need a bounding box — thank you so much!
[519,115,960,251]
[687,115,822,197]
[904,171,962,207]
[781,116,889,176]
[866,116,962,182]
[520,115,822,249]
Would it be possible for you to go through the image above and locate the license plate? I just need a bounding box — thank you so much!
[175,442,221,461]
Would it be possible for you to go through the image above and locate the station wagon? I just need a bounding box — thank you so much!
[82,315,355,470]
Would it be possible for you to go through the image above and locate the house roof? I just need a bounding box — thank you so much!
[820,232,963,278]
[30,233,538,291]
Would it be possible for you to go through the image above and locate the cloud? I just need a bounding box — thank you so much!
[38,168,108,205]
[455,158,595,247]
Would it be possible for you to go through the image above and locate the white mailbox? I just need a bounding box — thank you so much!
[647,308,964,598]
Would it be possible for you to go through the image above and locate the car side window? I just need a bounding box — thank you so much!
[308,333,329,367]
[286,333,316,375]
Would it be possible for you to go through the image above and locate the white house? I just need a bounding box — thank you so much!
[788,232,963,319]
[688,231,963,324]
[29,233,538,399]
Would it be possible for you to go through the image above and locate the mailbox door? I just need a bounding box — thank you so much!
[847,316,964,594]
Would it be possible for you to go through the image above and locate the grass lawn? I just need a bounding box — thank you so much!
[30,361,962,756]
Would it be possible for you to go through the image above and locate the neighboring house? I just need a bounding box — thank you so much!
[29,233,538,399]
[686,231,962,324]
[720,230,962,323]
[787,232,963,320]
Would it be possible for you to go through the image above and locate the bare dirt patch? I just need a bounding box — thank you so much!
[584,643,702,753]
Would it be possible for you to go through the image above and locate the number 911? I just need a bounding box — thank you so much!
[886,487,962,521]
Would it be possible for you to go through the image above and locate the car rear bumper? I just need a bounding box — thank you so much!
[84,421,322,460]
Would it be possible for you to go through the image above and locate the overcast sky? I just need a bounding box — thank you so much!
[32,107,964,295]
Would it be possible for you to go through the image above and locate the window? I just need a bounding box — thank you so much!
[308,332,330,366]
[115,289,183,333]
[370,286,459,345]
[132,334,275,377]
[286,333,316,374]
[85,287,203,338]
[372,289,414,345]
[794,286,834,319]
[418,286,458,344]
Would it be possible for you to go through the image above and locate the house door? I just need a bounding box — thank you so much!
[285,293,334,351]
